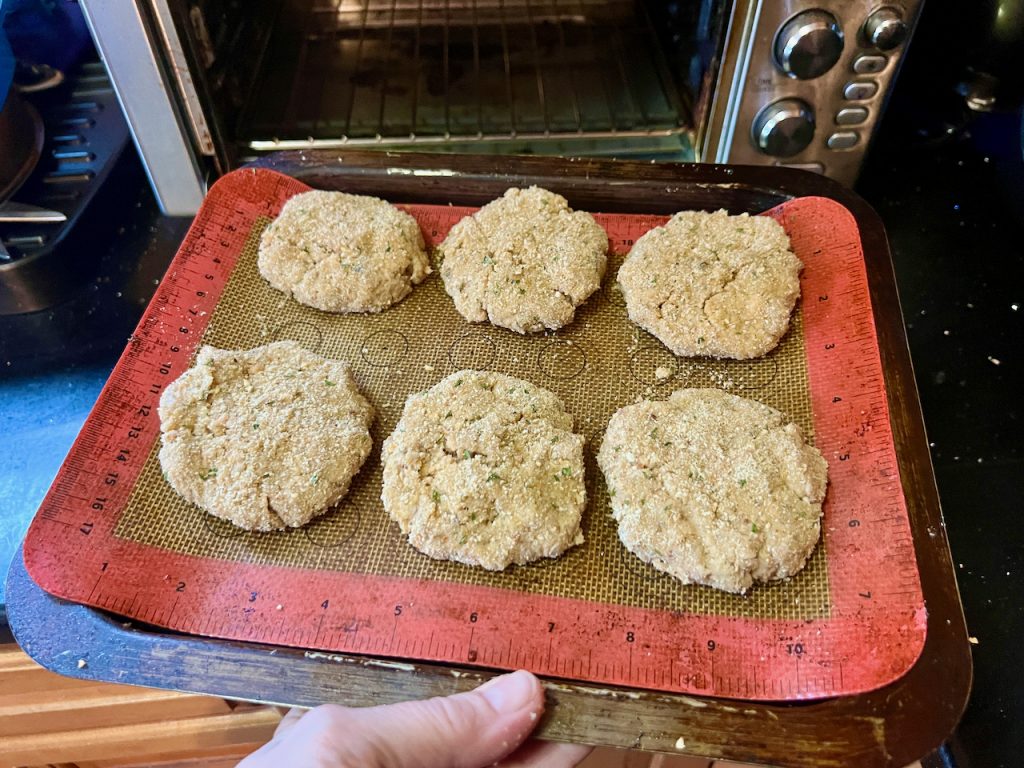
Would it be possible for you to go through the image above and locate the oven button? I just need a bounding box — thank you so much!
[864,7,908,51]
[836,107,869,125]
[774,10,844,80]
[827,131,860,150]
[844,81,878,100]
[853,54,888,74]
[752,99,816,157]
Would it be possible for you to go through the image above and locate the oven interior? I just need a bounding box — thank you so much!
[164,0,727,172]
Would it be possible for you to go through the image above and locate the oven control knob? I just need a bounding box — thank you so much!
[774,10,844,79]
[752,99,816,157]
[864,7,907,50]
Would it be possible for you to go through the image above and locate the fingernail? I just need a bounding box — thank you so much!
[477,670,537,712]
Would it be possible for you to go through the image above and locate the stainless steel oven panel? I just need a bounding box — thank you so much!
[80,0,923,214]
[704,0,923,185]
[79,0,206,215]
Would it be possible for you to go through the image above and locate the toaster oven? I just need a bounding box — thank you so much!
[79,0,922,215]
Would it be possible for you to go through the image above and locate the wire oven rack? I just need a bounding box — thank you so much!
[238,0,692,155]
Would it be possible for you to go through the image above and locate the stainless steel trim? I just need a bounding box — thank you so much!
[702,0,763,164]
[79,0,206,216]
[146,0,216,156]
[249,127,687,151]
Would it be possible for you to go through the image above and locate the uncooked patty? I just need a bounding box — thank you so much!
[597,388,828,593]
[618,210,801,359]
[439,187,608,333]
[381,370,586,569]
[158,341,374,531]
[257,190,430,313]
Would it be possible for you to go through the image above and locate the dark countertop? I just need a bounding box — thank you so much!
[2,92,1022,768]
[856,114,1023,766]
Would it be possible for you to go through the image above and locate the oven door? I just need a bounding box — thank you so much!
[143,1,735,168]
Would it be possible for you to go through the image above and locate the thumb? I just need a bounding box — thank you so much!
[343,669,545,768]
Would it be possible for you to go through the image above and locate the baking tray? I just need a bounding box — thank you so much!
[7,152,971,766]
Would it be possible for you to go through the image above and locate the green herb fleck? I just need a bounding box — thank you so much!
[252,422,260,430]
[311,472,320,485]
[261,472,271,478]
[200,467,218,481]
[486,472,501,482]
[444,411,453,419]
[482,255,494,265]
[650,428,658,439]
[697,336,705,344]
[739,478,747,487]
[751,523,760,533]
[324,379,335,387]
[454,378,463,387]
[462,450,471,460]
[561,467,572,477]
[469,512,478,522]
[609,488,616,497]
[432,490,441,503]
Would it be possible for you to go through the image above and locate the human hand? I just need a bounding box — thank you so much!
[237,669,592,767]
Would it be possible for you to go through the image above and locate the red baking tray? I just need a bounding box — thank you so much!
[22,167,926,701]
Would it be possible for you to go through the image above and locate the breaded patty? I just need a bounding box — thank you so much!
[439,187,608,334]
[258,190,430,313]
[381,370,586,569]
[618,210,801,359]
[158,341,374,531]
[597,388,828,593]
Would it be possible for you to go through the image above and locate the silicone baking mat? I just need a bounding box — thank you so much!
[23,168,926,700]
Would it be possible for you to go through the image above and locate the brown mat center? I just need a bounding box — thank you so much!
[115,216,829,620]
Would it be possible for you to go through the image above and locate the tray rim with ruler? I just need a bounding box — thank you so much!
[6,152,971,767]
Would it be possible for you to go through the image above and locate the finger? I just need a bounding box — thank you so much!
[271,706,308,739]
[496,738,593,767]
[340,669,545,767]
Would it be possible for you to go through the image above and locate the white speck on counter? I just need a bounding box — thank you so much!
[969,636,979,645]
[654,366,672,380]
[675,736,686,750]
[988,356,1002,366]
[424,364,435,372]
[77,659,88,669]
